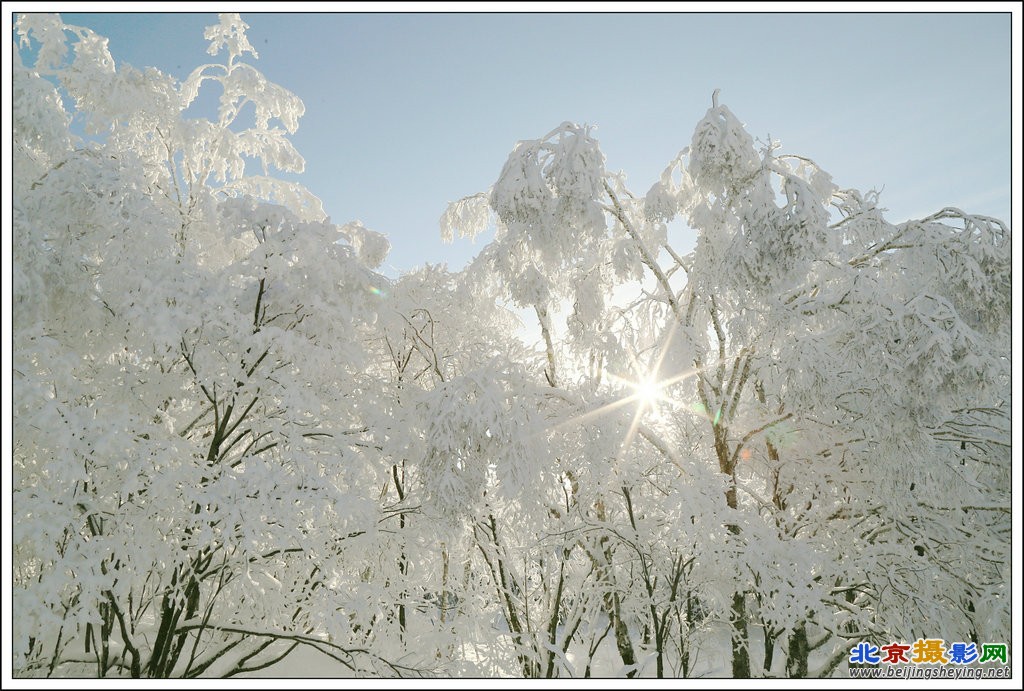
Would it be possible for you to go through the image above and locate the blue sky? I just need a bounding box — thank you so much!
[25,9,1017,276]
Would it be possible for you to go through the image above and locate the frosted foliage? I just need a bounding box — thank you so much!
[204,12,258,63]
[741,170,830,289]
[11,52,73,177]
[688,102,759,193]
[608,176,668,252]
[608,235,645,282]
[420,368,537,520]
[452,123,619,313]
[644,180,679,224]
[468,238,554,309]
[15,162,388,677]
[16,10,317,237]
[776,157,833,231]
[571,270,605,328]
[216,62,304,134]
[13,14,1011,680]
[684,147,836,296]
[16,13,69,70]
[686,200,734,291]
[491,122,606,239]
[644,148,696,223]
[926,210,1011,337]
[515,263,554,308]
[226,175,326,222]
[342,220,391,269]
[12,13,410,680]
[438,89,1006,676]
[491,141,552,225]
[384,265,523,375]
[440,192,491,243]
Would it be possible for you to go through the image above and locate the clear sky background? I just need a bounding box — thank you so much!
[19,6,1018,277]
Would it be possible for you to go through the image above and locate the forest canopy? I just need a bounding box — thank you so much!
[10,13,1013,679]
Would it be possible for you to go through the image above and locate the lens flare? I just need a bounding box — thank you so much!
[633,375,665,410]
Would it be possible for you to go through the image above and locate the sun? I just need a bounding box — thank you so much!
[601,369,674,415]
[633,375,664,410]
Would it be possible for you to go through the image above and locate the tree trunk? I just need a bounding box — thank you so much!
[763,625,776,676]
[725,481,750,678]
[730,591,750,677]
[591,498,638,677]
[607,591,638,677]
[786,621,808,678]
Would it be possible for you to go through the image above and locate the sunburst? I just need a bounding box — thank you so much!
[539,316,733,471]
[634,376,662,407]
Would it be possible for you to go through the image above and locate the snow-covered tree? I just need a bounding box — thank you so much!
[441,92,1011,678]
[12,13,414,678]
[12,12,1010,679]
